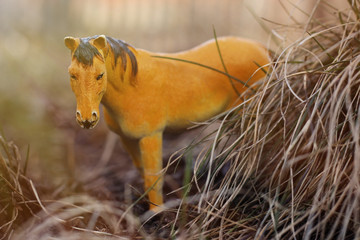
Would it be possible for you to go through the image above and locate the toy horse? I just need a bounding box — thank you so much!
[64,35,269,211]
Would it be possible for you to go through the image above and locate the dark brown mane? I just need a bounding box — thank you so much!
[106,36,138,77]
[73,37,102,66]
[73,36,138,77]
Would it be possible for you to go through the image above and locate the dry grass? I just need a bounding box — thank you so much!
[0,135,148,240]
[2,1,360,239]
[169,1,360,239]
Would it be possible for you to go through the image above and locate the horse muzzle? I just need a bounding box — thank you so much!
[76,110,99,129]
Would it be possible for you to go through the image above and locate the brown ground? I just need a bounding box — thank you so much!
[63,113,210,236]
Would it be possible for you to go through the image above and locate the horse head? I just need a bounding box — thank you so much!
[64,35,108,129]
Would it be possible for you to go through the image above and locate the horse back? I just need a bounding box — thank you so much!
[173,37,269,83]
[156,37,269,130]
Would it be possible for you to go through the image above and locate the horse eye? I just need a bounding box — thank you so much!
[96,73,104,80]
[70,75,77,80]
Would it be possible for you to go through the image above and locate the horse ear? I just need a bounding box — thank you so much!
[64,36,78,51]
[93,35,107,50]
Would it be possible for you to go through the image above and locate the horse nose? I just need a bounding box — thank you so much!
[82,119,97,129]
[91,111,98,121]
[76,110,82,122]
[76,110,99,129]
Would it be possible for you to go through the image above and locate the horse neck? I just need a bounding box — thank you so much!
[105,45,140,85]
[101,46,142,109]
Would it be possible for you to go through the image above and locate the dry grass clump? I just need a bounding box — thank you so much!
[0,135,147,239]
[171,2,360,239]
[0,135,40,239]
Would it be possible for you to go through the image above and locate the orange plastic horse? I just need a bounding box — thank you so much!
[64,35,269,210]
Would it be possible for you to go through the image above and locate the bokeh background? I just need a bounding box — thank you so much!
[0,0,347,186]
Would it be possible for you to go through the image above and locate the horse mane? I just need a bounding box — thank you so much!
[106,36,138,77]
[73,37,102,66]
[73,36,138,77]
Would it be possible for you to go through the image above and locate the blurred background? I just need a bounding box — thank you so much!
[0,0,347,185]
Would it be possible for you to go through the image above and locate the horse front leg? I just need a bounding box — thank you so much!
[120,136,143,176]
[139,131,164,211]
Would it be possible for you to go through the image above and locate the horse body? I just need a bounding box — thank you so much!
[65,35,269,210]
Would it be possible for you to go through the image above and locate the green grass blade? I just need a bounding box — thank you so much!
[151,56,256,93]
[213,26,241,96]
[306,31,335,60]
